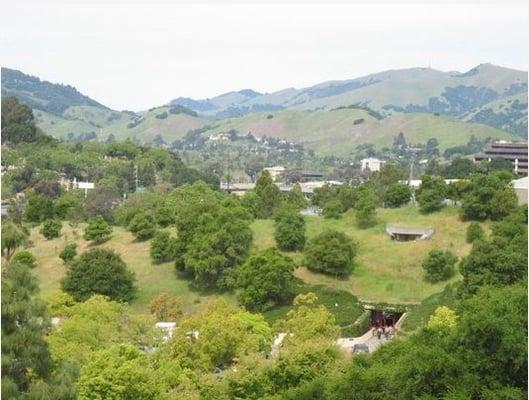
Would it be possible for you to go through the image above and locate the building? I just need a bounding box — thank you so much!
[285,170,324,183]
[474,141,528,174]
[512,176,528,205]
[360,158,385,172]
[263,166,285,181]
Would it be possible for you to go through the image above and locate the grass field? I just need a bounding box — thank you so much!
[26,205,472,324]
[251,205,473,304]
[27,224,235,314]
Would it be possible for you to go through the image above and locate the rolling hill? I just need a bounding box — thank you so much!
[170,64,528,136]
[1,66,523,155]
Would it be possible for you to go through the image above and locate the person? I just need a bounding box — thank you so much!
[377,327,382,339]
[386,326,393,339]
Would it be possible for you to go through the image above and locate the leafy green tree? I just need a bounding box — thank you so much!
[237,248,296,311]
[354,184,377,228]
[416,175,446,213]
[383,183,411,207]
[466,222,484,243]
[274,208,306,251]
[322,199,343,219]
[255,170,282,218]
[154,205,173,227]
[83,215,113,243]
[150,231,175,263]
[1,222,28,260]
[59,243,77,264]
[54,192,82,220]
[422,249,457,283]
[312,184,337,208]
[149,292,183,321]
[25,194,54,222]
[40,219,62,240]
[337,184,356,212]
[285,183,308,210]
[1,97,38,144]
[61,249,137,302]
[372,163,405,201]
[129,212,156,240]
[444,157,476,178]
[304,230,356,277]
[490,187,518,221]
[2,262,52,394]
[12,250,37,269]
[427,306,458,331]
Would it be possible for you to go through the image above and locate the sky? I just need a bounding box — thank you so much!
[1,2,528,111]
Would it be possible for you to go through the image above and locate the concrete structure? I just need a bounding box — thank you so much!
[386,225,434,241]
[474,140,528,174]
[155,322,177,341]
[403,179,460,188]
[263,166,286,181]
[220,180,342,196]
[360,158,385,172]
[512,176,528,205]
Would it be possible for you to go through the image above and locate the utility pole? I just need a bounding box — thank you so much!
[134,164,139,193]
[226,147,231,191]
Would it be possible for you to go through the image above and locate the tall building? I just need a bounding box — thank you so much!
[474,141,528,174]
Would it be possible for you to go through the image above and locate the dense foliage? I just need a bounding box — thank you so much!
[422,249,458,282]
[304,230,356,277]
[83,215,113,243]
[61,249,137,302]
[274,206,306,251]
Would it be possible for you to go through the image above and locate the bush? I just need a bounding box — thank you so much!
[129,212,156,240]
[61,248,137,302]
[12,250,37,269]
[355,184,377,228]
[274,208,306,251]
[25,195,54,222]
[422,250,457,283]
[322,199,343,219]
[150,231,175,263]
[84,216,113,243]
[304,230,356,277]
[417,189,444,213]
[237,248,296,311]
[149,292,183,321]
[383,183,411,208]
[59,243,77,263]
[466,222,485,243]
[40,219,62,240]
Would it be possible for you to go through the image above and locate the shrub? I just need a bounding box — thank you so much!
[383,183,411,208]
[149,292,183,321]
[322,199,343,219]
[237,248,296,311]
[304,230,356,277]
[466,222,485,243]
[59,243,77,263]
[150,231,175,263]
[129,212,156,241]
[422,250,457,283]
[12,250,37,269]
[84,216,113,243]
[61,248,137,302]
[274,208,306,251]
[40,219,62,240]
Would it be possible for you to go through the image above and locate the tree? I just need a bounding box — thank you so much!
[84,215,113,243]
[274,208,306,251]
[337,184,356,212]
[150,231,175,263]
[422,249,457,283]
[466,222,484,243]
[285,183,308,210]
[372,164,405,202]
[2,262,53,394]
[12,250,37,269]
[1,96,38,144]
[255,170,282,218]
[25,194,54,222]
[416,175,446,214]
[322,199,343,219]
[354,184,377,228]
[59,243,77,264]
[444,157,476,178]
[237,248,296,311]
[84,187,121,222]
[54,192,82,220]
[427,306,458,331]
[1,222,28,260]
[129,212,156,240]
[149,292,183,321]
[383,183,411,207]
[61,249,137,302]
[304,230,356,277]
[40,219,62,240]
[490,187,518,221]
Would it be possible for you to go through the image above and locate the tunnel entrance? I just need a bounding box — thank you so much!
[370,309,403,328]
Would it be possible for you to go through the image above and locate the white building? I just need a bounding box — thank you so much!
[360,158,385,172]
[512,176,528,205]
[263,166,285,181]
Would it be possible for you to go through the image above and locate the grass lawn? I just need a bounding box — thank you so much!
[251,205,473,304]
[26,223,235,314]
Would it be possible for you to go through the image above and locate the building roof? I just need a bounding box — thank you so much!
[386,226,434,236]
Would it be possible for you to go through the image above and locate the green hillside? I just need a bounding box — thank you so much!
[204,108,516,156]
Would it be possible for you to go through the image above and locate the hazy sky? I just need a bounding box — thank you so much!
[1,3,528,110]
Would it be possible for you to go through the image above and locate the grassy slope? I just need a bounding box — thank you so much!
[208,109,515,156]
[251,206,472,304]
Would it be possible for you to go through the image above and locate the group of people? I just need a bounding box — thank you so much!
[372,324,396,340]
